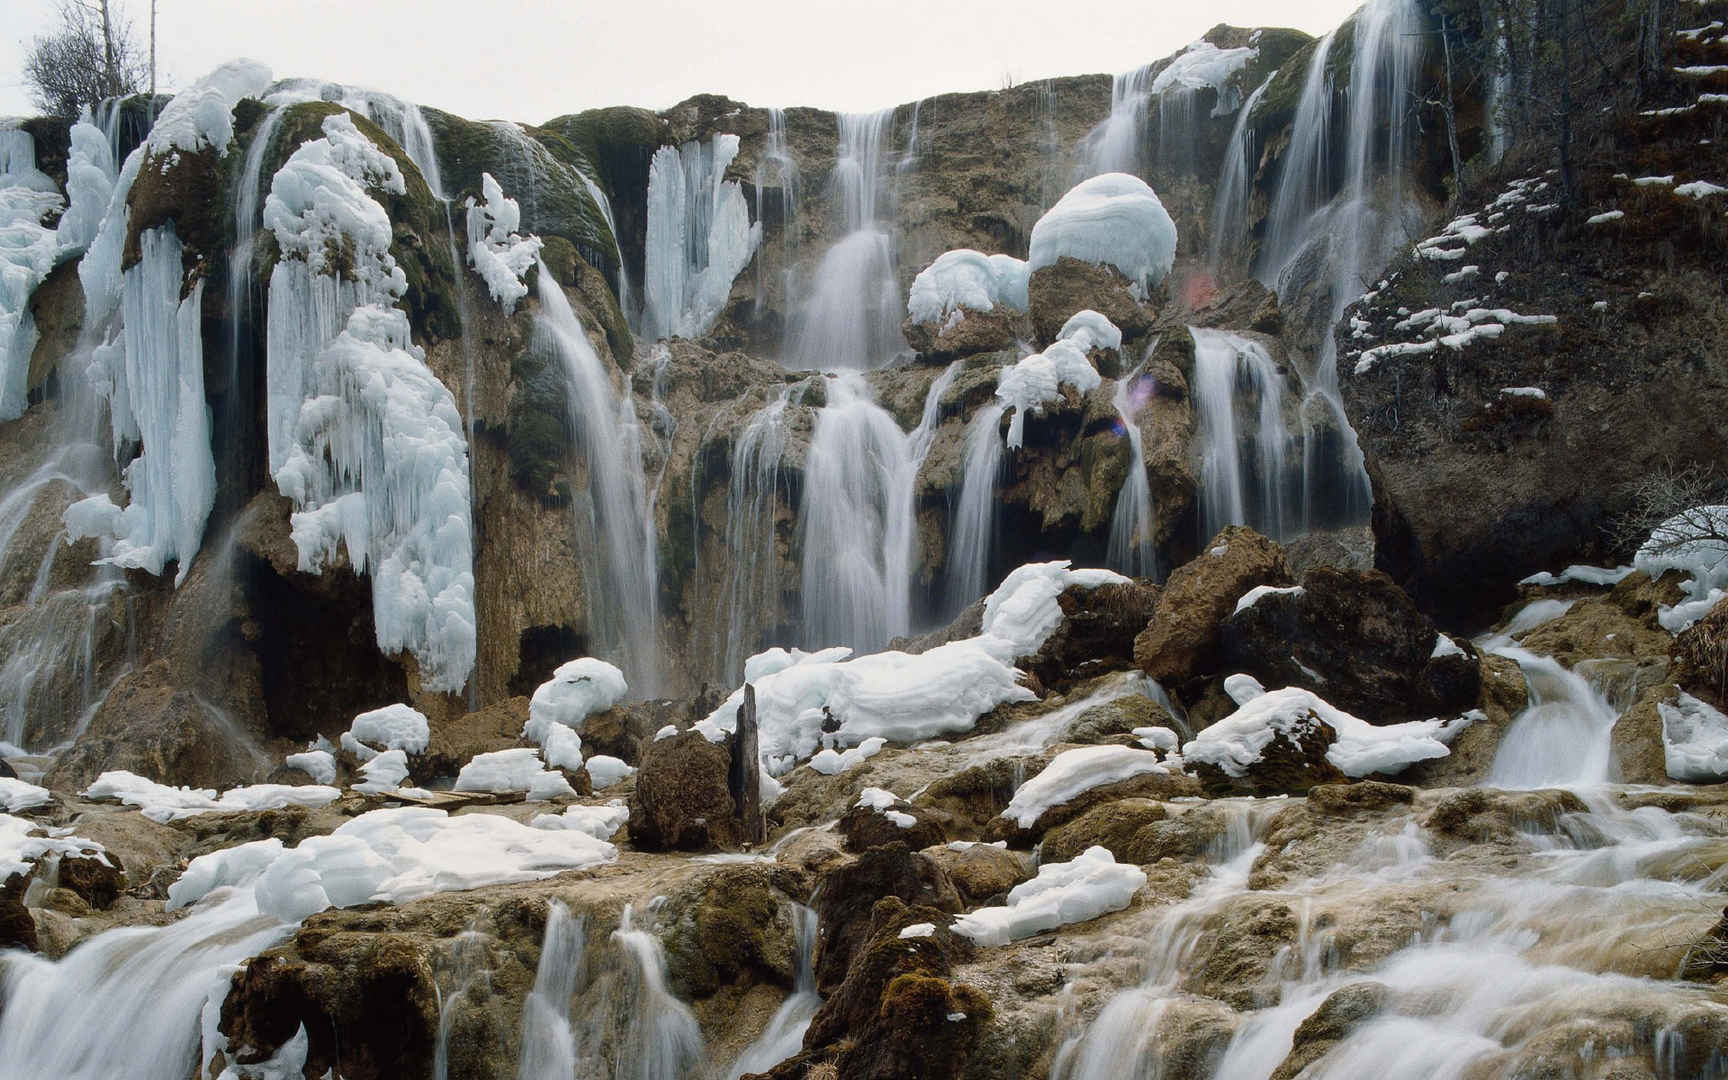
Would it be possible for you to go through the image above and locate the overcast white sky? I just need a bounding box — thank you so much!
[2,0,1360,121]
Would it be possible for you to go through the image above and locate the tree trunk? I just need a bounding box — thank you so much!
[728,683,765,845]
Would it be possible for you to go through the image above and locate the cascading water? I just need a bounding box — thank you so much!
[712,383,803,682]
[1485,647,1624,789]
[0,890,292,1079]
[787,110,905,371]
[1105,364,1158,579]
[609,905,704,1080]
[1189,328,1293,542]
[752,107,801,321]
[727,904,821,1078]
[515,901,586,1079]
[1087,64,1157,176]
[1206,76,1273,275]
[433,923,496,1080]
[1254,0,1422,530]
[533,258,660,689]
[799,372,917,650]
[946,402,1006,610]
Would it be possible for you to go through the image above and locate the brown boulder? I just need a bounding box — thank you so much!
[811,843,961,995]
[627,732,737,851]
[1020,580,1160,691]
[920,843,1029,906]
[56,853,125,910]
[1027,257,1153,351]
[419,697,529,780]
[901,306,1023,361]
[1611,683,1679,785]
[1039,798,1169,863]
[1188,709,1345,797]
[0,873,35,952]
[1220,566,1480,721]
[1134,526,1292,684]
[837,798,948,854]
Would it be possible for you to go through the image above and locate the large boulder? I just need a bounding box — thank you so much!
[837,797,948,854]
[1611,684,1678,785]
[1220,566,1481,721]
[658,862,812,998]
[811,843,961,995]
[627,733,737,851]
[1020,580,1160,691]
[1027,257,1153,351]
[902,306,1023,361]
[1039,798,1169,863]
[1134,527,1293,685]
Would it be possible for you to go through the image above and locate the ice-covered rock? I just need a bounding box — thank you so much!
[1660,692,1728,783]
[995,311,1119,449]
[950,846,1145,945]
[524,658,628,745]
[465,171,543,312]
[906,249,1030,324]
[83,770,341,824]
[1000,745,1171,829]
[1029,173,1177,292]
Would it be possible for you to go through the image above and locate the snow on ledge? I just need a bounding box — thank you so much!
[951,846,1145,946]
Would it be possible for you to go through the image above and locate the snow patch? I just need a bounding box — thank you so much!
[1000,745,1169,828]
[1182,686,1472,778]
[1028,173,1177,292]
[950,846,1145,946]
[465,172,543,312]
[1660,692,1728,783]
[906,249,1030,324]
[83,770,341,824]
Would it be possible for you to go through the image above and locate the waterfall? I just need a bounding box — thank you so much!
[515,901,586,1079]
[1206,76,1273,275]
[1485,646,1622,789]
[1087,64,1156,176]
[799,372,917,650]
[946,402,1006,610]
[533,258,660,690]
[0,890,292,1078]
[727,904,820,1078]
[713,383,803,682]
[610,905,704,1080]
[752,107,801,321]
[1257,33,1337,287]
[1190,328,1293,542]
[1105,365,1157,578]
[787,110,905,371]
[432,924,495,1080]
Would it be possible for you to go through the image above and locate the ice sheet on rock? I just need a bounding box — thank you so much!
[906,249,1030,324]
[0,777,52,813]
[531,800,629,839]
[542,725,584,772]
[1223,673,1267,705]
[899,922,936,939]
[0,129,65,420]
[167,806,617,921]
[1181,686,1472,779]
[585,755,635,790]
[83,770,341,823]
[1134,726,1179,752]
[1660,692,1728,782]
[525,658,628,745]
[56,121,116,256]
[1635,505,1728,631]
[284,749,337,785]
[145,59,272,156]
[465,172,543,313]
[453,748,558,794]
[951,846,1146,946]
[528,771,578,801]
[1149,41,1256,96]
[643,134,762,339]
[703,562,1124,774]
[1675,180,1728,199]
[1000,746,1169,828]
[1029,173,1177,292]
[347,703,430,754]
[0,812,108,880]
[808,736,887,775]
[1430,634,1466,659]
[855,786,901,810]
[353,749,410,794]
[1518,564,1635,588]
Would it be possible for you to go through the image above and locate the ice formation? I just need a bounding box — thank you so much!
[525,658,629,745]
[0,128,65,420]
[905,249,1030,325]
[1028,174,1177,292]
[951,846,1146,946]
[807,735,887,775]
[62,228,215,583]
[265,112,476,692]
[165,806,617,921]
[1634,505,1728,631]
[1149,41,1257,96]
[83,770,341,824]
[345,703,431,754]
[995,311,1118,450]
[354,749,410,794]
[0,812,107,880]
[1659,692,1728,782]
[144,59,272,156]
[465,172,543,312]
[642,134,762,339]
[1183,685,1472,778]
[1234,584,1304,615]
[1000,745,1170,828]
[453,748,571,796]
[584,755,635,789]
[284,749,338,785]
[0,776,52,813]
[531,800,630,839]
[700,561,1124,774]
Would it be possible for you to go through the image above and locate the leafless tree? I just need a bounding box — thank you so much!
[23,0,146,118]
[1607,461,1728,561]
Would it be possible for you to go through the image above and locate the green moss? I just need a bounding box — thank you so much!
[506,344,575,504]
[545,106,669,202]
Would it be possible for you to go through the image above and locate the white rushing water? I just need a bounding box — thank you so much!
[1105,364,1158,579]
[727,904,821,1078]
[946,401,1006,611]
[515,901,586,1079]
[787,109,906,371]
[534,258,660,691]
[1190,327,1293,543]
